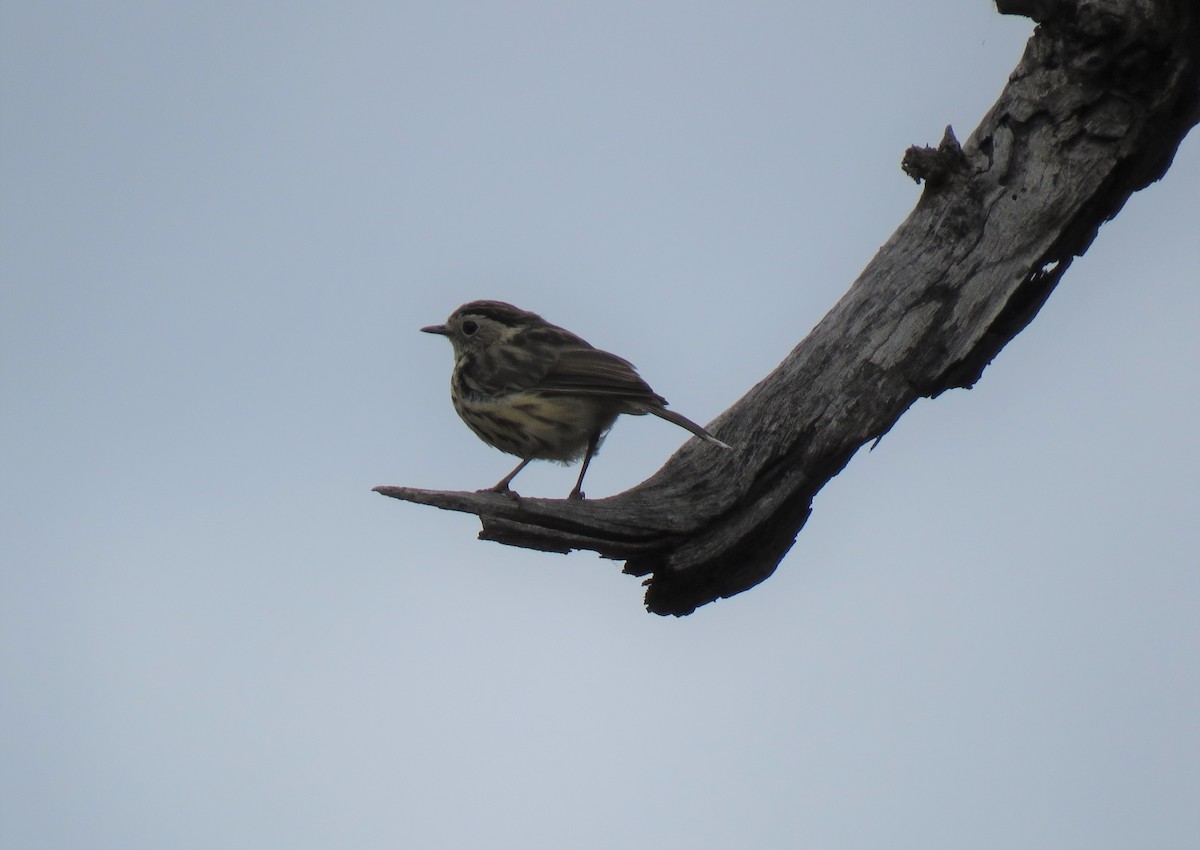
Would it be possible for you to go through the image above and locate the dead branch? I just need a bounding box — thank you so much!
[376,0,1200,615]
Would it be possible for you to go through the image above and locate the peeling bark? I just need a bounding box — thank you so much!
[376,0,1199,615]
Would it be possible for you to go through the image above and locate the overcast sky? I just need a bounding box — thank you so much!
[3,3,1197,849]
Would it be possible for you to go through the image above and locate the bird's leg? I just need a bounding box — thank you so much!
[485,458,530,496]
[567,433,602,500]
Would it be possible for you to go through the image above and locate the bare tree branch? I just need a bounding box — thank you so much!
[376,0,1200,615]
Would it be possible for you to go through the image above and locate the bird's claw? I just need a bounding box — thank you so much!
[479,484,522,502]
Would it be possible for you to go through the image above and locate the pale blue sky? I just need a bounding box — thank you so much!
[3,3,1198,849]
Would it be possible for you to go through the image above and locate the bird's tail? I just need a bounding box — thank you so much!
[640,404,732,449]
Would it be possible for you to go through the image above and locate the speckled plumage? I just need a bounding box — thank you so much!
[422,300,728,499]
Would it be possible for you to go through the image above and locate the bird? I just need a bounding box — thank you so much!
[421,300,730,499]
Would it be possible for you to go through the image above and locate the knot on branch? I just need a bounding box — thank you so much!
[901,126,970,188]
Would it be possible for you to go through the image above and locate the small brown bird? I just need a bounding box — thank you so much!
[422,300,729,499]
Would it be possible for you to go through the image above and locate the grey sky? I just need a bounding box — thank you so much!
[2,2,1197,849]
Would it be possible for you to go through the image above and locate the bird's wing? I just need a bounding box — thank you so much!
[460,324,666,406]
[535,344,665,406]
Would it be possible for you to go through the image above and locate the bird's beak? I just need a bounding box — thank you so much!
[420,324,450,335]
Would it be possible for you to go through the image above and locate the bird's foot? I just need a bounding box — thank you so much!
[479,483,522,503]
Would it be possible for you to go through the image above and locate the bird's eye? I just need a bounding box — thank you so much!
[461,320,478,335]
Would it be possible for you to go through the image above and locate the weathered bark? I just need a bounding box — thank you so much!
[376,0,1200,615]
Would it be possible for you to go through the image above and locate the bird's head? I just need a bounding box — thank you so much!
[421,300,541,356]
